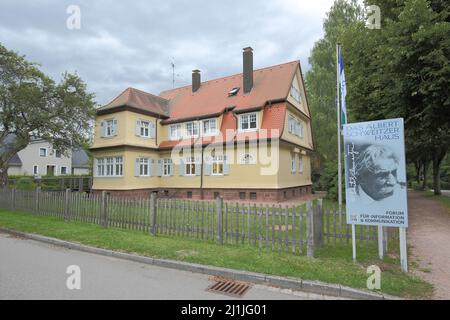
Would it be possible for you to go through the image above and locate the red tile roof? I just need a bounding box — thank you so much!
[158,102,287,149]
[98,87,170,117]
[99,60,299,122]
[159,61,297,122]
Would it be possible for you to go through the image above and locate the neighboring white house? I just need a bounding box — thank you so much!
[6,138,90,176]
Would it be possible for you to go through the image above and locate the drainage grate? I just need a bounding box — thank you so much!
[206,277,251,298]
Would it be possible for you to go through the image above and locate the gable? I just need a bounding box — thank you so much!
[286,66,310,118]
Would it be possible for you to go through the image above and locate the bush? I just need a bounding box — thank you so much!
[320,161,345,202]
[15,177,36,190]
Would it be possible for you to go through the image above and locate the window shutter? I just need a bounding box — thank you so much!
[157,159,162,177]
[179,159,185,176]
[113,119,118,136]
[150,122,155,138]
[100,121,106,137]
[135,120,141,136]
[93,159,98,177]
[149,159,155,176]
[134,158,140,176]
[223,159,229,175]
[169,161,174,176]
[204,163,212,176]
[195,163,201,176]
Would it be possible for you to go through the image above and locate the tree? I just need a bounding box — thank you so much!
[0,43,96,186]
[342,0,450,195]
[306,0,363,195]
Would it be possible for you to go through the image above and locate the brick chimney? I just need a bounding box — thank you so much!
[243,47,253,94]
[192,69,201,92]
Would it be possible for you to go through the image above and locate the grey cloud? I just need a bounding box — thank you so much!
[0,0,333,105]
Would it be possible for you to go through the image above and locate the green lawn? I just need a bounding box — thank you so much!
[0,209,433,299]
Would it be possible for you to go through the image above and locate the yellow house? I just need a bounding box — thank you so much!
[90,47,314,201]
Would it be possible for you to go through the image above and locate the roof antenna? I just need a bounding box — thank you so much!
[171,57,175,89]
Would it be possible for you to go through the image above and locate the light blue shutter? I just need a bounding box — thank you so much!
[150,122,155,138]
[169,161,173,176]
[93,158,98,177]
[101,121,106,137]
[223,158,229,175]
[179,159,185,176]
[134,158,140,176]
[135,120,141,136]
[204,163,212,176]
[113,119,118,136]
[148,158,153,177]
[195,158,201,176]
[157,159,162,177]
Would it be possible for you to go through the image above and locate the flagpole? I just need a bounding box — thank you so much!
[337,43,356,262]
[336,43,342,223]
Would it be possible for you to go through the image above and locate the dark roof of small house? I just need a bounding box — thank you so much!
[8,153,22,166]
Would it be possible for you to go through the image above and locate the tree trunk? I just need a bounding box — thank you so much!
[0,166,8,189]
[421,160,428,191]
[415,160,421,185]
[433,148,447,196]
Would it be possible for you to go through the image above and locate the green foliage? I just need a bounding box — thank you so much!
[321,161,345,201]
[15,177,36,191]
[306,0,364,167]
[0,43,96,185]
[342,0,450,193]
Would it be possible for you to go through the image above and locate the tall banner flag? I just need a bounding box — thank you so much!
[343,118,408,227]
[339,48,347,125]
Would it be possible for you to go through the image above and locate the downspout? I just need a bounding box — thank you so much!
[197,118,204,200]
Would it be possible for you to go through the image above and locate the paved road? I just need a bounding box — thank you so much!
[0,233,340,300]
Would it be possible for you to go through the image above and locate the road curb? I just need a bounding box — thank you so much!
[0,227,401,300]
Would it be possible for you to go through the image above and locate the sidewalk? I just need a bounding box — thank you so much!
[408,191,450,299]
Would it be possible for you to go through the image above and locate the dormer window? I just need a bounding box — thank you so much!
[239,112,257,131]
[186,121,199,137]
[170,124,182,140]
[202,118,217,136]
[290,84,301,103]
[228,87,240,97]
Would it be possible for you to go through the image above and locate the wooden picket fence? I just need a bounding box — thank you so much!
[0,188,393,256]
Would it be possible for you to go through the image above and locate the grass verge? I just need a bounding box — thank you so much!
[0,209,433,299]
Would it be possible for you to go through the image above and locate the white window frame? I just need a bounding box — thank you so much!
[60,166,68,175]
[33,165,39,175]
[138,158,150,176]
[288,114,304,138]
[202,118,217,136]
[170,124,182,140]
[186,121,199,138]
[291,153,296,174]
[55,150,62,158]
[115,157,123,176]
[290,84,301,103]
[105,119,117,137]
[211,155,225,176]
[39,148,47,157]
[240,153,256,165]
[162,158,172,176]
[299,156,303,174]
[96,157,123,177]
[239,112,258,132]
[140,120,150,138]
[185,157,197,176]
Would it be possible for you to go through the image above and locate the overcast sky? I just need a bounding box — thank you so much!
[0,0,336,105]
